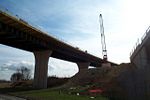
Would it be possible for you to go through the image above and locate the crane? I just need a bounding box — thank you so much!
[99,14,108,62]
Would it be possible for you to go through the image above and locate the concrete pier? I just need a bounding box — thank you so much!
[77,62,90,72]
[33,50,52,89]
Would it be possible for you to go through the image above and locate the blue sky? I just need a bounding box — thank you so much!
[1,0,150,80]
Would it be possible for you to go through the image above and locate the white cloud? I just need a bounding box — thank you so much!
[48,58,78,77]
[0,60,34,80]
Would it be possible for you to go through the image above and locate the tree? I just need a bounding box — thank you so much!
[10,72,23,82]
[10,66,31,82]
[20,66,31,80]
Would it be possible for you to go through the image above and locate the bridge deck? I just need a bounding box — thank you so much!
[0,10,117,67]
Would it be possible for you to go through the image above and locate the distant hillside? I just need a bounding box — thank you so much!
[0,80,10,83]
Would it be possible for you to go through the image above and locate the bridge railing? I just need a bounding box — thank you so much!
[130,26,150,57]
[0,5,92,55]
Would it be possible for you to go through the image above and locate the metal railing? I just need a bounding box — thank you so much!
[130,26,150,57]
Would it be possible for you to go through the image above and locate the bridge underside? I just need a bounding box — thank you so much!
[0,11,117,89]
[0,20,102,67]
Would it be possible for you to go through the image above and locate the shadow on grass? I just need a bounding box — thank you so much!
[0,86,36,94]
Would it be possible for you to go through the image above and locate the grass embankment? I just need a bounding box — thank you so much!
[0,84,108,100]
[11,89,108,100]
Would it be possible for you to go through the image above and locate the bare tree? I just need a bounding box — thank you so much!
[20,66,31,80]
[10,66,31,82]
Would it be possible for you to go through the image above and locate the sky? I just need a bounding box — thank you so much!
[1,0,150,80]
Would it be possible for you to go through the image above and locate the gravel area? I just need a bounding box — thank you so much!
[0,94,26,100]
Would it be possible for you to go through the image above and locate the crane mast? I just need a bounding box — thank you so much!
[99,14,108,62]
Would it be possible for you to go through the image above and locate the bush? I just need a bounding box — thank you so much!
[47,76,70,87]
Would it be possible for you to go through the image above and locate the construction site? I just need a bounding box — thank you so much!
[0,0,150,100]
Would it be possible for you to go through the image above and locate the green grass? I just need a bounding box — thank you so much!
[0,83,108,100]
[11,89,108,100]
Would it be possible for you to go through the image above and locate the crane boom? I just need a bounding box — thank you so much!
[99,14,108,62]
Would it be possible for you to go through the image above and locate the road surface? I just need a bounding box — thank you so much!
[0,94,26,100]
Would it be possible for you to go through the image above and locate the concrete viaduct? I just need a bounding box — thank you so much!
[130,26,150,68]
[0,10,116,89]
[126,26,150,100]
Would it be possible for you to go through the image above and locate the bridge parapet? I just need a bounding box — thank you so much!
[130,26,150,69]
[130,26,150,60]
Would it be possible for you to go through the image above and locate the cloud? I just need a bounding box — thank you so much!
[48,58,78,77]
[0,60,34,80]
[0,60,34,71]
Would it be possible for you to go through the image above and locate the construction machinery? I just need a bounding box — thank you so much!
[99,14,108,62]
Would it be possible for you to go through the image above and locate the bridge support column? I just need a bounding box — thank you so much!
[77,62,90,72]
[33,50,52,89]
